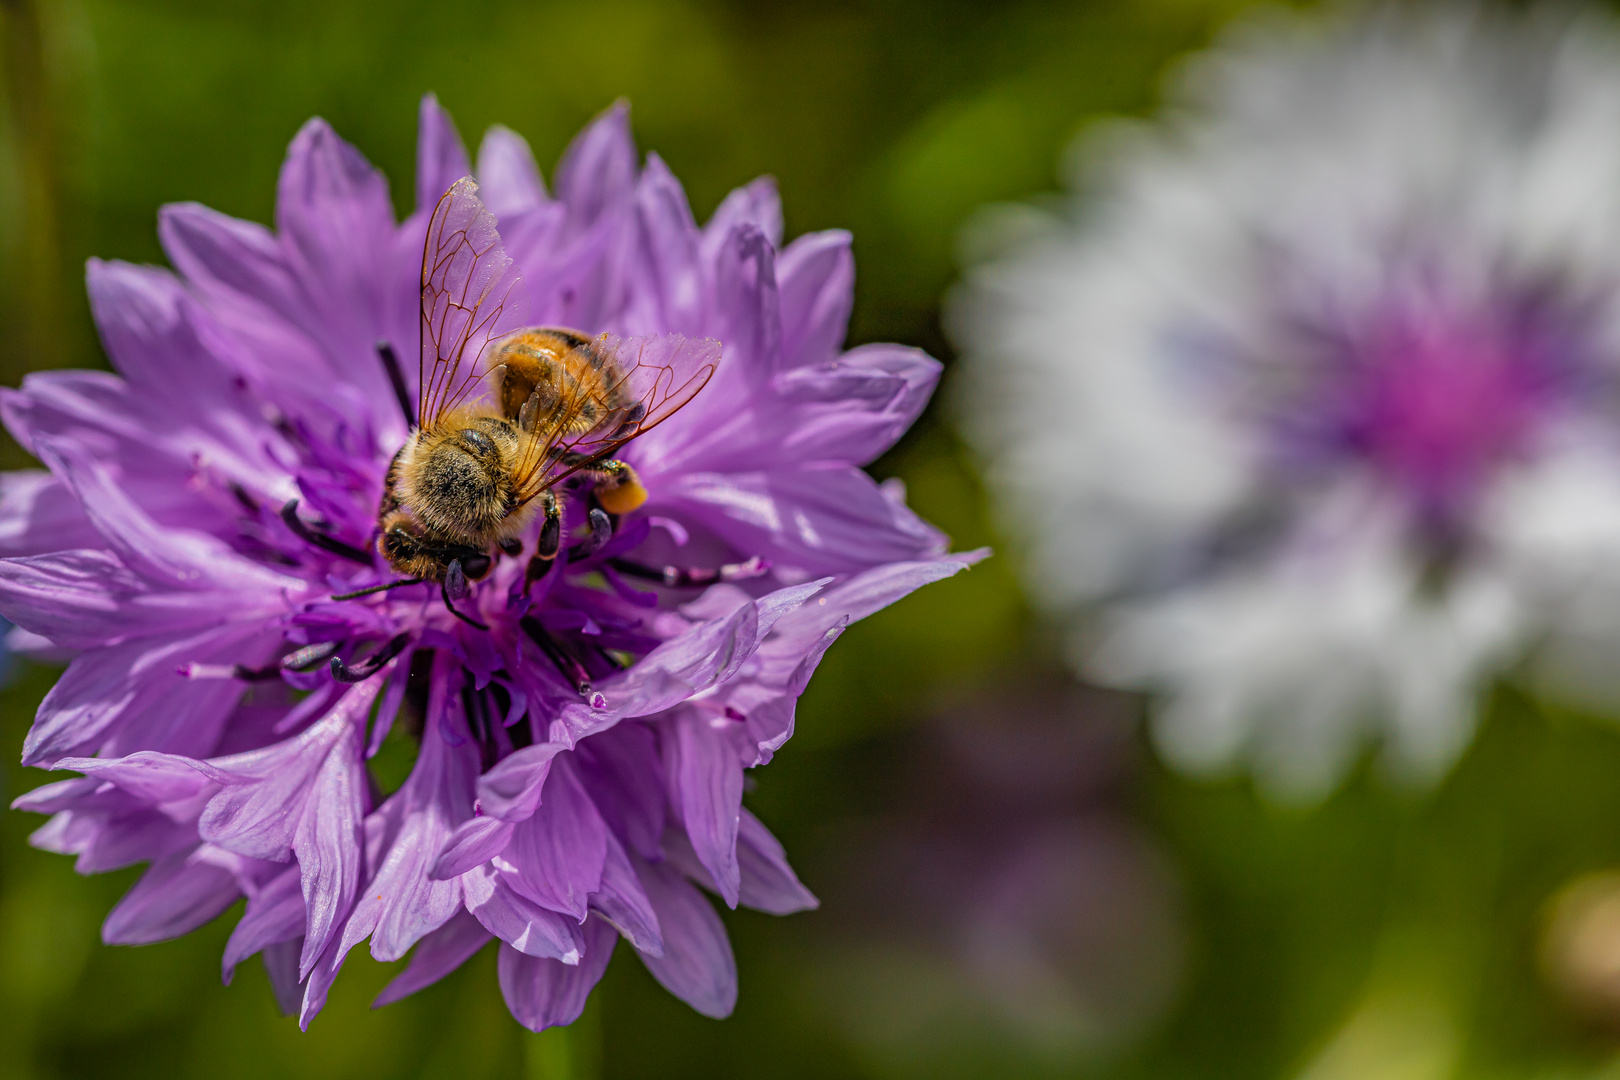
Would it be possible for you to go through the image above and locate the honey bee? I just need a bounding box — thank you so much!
[359,178,719,624]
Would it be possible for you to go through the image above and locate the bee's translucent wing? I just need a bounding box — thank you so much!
[510,332,721,505]
[418,177,529,431]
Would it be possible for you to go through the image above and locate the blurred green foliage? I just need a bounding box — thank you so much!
[14,1,1620,1079]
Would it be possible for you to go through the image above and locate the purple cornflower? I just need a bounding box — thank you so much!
[3,96,983,1030]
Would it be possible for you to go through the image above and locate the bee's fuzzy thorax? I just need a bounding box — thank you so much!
[394,412,523,544]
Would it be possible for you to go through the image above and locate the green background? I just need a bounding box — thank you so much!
[7,1,1620,1077]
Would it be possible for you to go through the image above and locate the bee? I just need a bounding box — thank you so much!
[359,177,719,624]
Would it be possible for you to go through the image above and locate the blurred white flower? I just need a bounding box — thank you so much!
[951,2,1620,798]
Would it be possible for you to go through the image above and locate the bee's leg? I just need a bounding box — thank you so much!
[592,460,647,515]
[499,537,524,557]
[550,452,648,516]
[525,492,564,586]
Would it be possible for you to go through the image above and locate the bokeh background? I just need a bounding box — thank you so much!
[9,1,1620,1078]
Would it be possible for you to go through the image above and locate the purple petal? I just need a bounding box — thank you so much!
[771,344,942,466]
[102,844,240,945]
[590,829,662,955]
[292,715,367,977]
[0,471,98,557]
[33,435,293,594]
[25,624,261,766]
[776,229,854,370]
[553,101,636,225]
[355,711,481,961]
[199,681,378,862]
[462,863,585,962]
[703,177,783,257]
[736,809,818,915]
[634,856,737,1018]
[262,938,305,1017]
[668,709,748,908]
[416,94,472,214]
[472,741,564,822]
[659,465,947,575]
[432,815,516,879]
[477,125,547,216]
[503,756,607,921]
[157,201,303,327]
[712,225,781,381]
[373,910,493,1007]
[223,864,304,982]
[0,549,243,648]
[274,118,397,407]
[497,916,617,1033]
[626,154,702,335]
[53,750,217,804]
[576,722,665,859]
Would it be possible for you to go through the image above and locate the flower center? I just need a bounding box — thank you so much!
[1265,276,1594,539]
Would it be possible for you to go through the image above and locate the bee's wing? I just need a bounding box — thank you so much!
[510,332,721,505]
[418,177,529,431]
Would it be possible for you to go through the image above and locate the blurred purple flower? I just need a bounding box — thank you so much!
[3,96,984,1030]
[953,3,1620,798]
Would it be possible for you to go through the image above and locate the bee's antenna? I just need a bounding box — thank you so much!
[376,341,415,429]
[331,577,423,601]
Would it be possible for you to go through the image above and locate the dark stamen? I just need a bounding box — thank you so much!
[230,483,261,514]
[520,616,606,708]
[376,341,415,429]
[282,640,342,672]
[281,499,374,565]
[331,577,424,601]
[566,507,614,562]
[228,663,284,682]
[461,673,502,771]
[445,558,470,600]
[609,554,770,587]
[330,633,410,684]
[441,576,490,630]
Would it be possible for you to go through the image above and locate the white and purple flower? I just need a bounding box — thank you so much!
[952,3,1620,798]
[4,97,982,1028]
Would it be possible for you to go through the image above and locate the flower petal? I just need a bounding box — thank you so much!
[223,864,304,982]
[461,863,585,962]
[102,844,240,945]
[503,756,607,921]
[668,709,748,908]
[416,94,472,215]
[736,809,818,915]
[477,125,548,216]
[497,916,618,1033]
[776,229,853,370]
[373,909,493,1007]
[553,101,636,226]
[634,856,737,1018]
[590,830,662,955]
